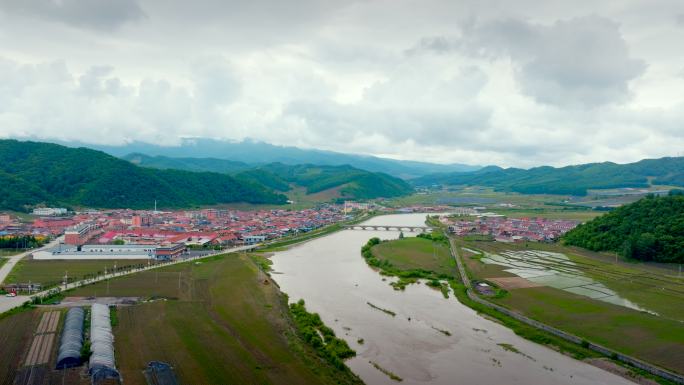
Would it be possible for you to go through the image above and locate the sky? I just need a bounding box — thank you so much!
[0,0,683,168]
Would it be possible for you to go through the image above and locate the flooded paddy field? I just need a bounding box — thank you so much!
[458,239,684,374]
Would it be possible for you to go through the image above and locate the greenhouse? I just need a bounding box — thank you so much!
[89,303,120,383]
[55,307,85,369]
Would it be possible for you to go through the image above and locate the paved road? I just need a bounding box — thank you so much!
[0,243,258,315]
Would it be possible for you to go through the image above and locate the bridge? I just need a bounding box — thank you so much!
[342,225,431,233]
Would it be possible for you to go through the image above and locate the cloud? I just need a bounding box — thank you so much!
[0,1,683,168]
[0,0,146,31]
[415,16,646,108]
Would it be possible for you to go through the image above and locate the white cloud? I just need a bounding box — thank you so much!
[0,0,683,167]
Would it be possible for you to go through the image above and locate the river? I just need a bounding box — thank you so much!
[270,213,633,385]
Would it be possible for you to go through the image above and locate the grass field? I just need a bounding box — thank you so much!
[454,238,684,374]
[69,253,362,385]
[493,286,684,373]
[0,250,22,257]
[0,258,6,271]
[5,258,154,289]
[371,237,455,276]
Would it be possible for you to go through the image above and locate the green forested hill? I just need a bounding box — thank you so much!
[563,194,684,263]
[124,154,414,200]
[124,153,251,174]
[0,140,287,210]
[414,157,684,195]
[252,163,414,199]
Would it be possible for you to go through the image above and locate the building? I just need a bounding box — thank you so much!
[131,215,152,228]
[243,235,267,244]
[344,201,369,214]
[64,223,101,245]
[155,243,186,260]
[33,207,68,216]
[0,214,12,223]
[33,244,156,260]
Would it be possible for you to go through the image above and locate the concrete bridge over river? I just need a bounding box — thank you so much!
[342,225,431,233]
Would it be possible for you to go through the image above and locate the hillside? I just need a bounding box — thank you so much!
[124,153,250,174]
[240,163,414,199]
[121,153,414,200]
[414,157,684,195]
[0,140,287,211]
[258,163,412,197]
[59,138,481,178]
[563,194,684,263]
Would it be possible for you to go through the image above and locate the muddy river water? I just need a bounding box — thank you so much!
[271,213,632,385]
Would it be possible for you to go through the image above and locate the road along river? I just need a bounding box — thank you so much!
[271,213,633,385]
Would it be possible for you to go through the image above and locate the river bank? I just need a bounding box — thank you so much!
[269,212,635,385]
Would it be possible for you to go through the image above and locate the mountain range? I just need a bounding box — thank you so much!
[0,140,287,211]
[124,153,413,200]
[0,140,413,211]
[414,157,684,195]
[58,138,481,179]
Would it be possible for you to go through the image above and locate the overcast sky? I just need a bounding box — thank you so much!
[0,0,683,167]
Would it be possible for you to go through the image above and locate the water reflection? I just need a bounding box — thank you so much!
[479,250,656,314]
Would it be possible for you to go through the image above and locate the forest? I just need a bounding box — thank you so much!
[563,193,684,263]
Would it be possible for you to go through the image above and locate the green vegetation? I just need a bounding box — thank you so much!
[124,153,250,173]
[289,299,356,370]
[563,195,684,262]
[246,163,413,200]
[455,237,684,321]
[67,253,362,385]
[454,238,684,375]
[125,152,414,201]
[250,254,274,272]
[361,235,456,291]
[0,139,286,211]
[448,280,599,361]
[414,156,684,195]
[492,286,684,373]
[6,258,155,289]
[0,235,47,249]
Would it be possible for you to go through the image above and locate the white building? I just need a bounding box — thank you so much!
[243,235,266,245]
[33,244,156,260]
[32,207,68,216]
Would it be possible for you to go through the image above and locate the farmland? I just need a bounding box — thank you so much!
[454,238,684,374]
[5,258,153,289]
[68,253,362,385]
[0,310,37,385]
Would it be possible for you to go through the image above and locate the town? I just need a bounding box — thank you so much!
[441,213,578,242]
[0,205,351,260]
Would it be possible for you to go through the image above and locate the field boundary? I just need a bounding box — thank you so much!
[449,237,684,384]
